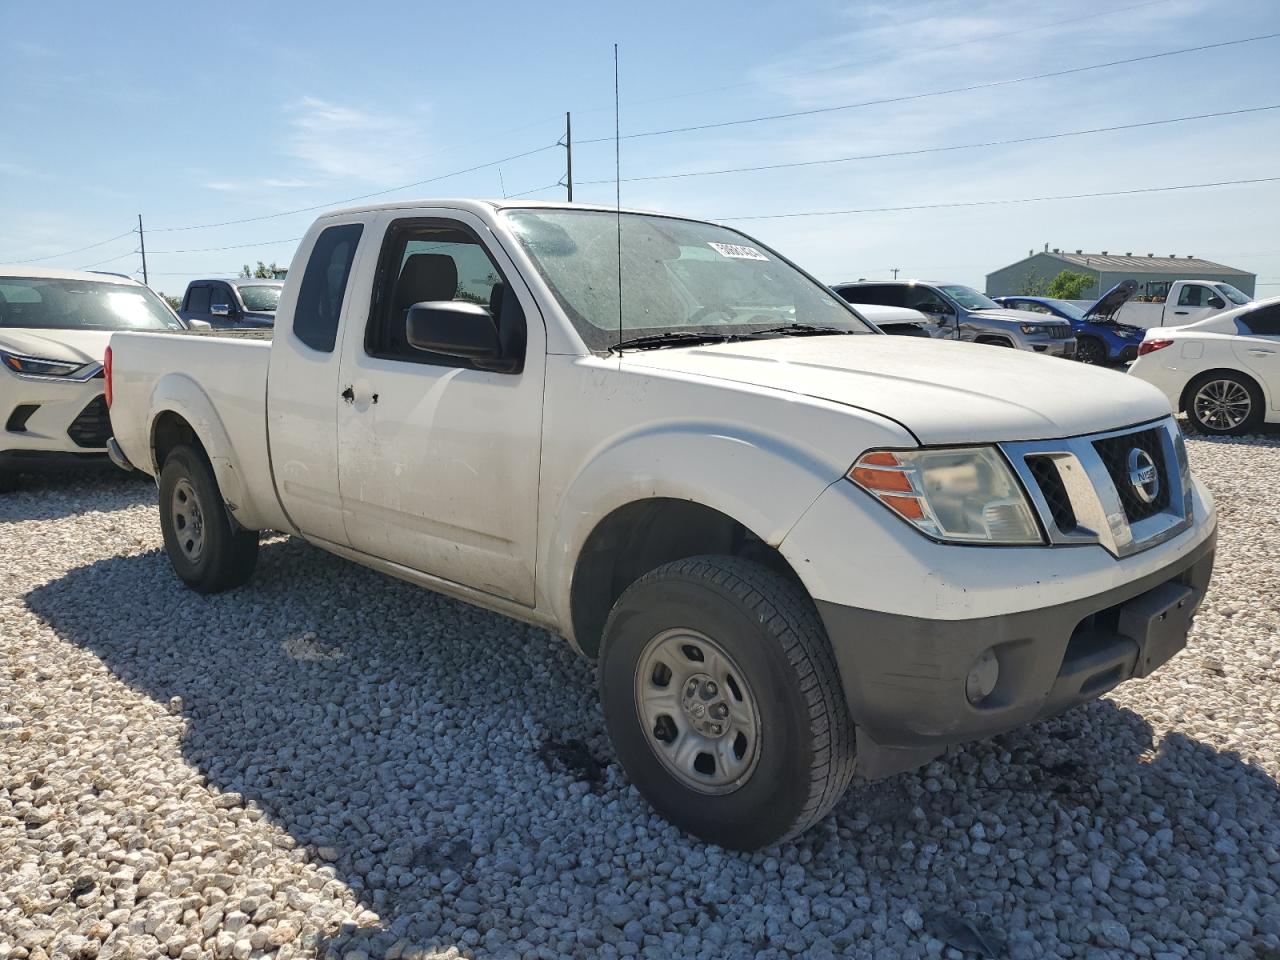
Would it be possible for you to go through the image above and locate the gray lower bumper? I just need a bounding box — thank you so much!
[106,437,135,472]
[816,528,1216,778]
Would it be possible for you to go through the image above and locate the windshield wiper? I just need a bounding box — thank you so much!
[746,323,853,337]
[609,331,735,352]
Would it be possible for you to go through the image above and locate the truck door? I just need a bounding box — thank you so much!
[1166,283,1221,325]
[265,217,371,545]
[334,210,545,606]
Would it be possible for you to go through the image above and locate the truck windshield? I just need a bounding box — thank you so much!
[938,285,1002,311]
[503,209,872,350]
[238,285,281,312]
[0,277,182,331]
[1213,283,1252,305]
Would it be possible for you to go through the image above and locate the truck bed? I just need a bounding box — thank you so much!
[108,329,286,530]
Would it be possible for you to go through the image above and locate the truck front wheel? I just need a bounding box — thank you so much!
[158,445,259,593]
[599,556,855,850]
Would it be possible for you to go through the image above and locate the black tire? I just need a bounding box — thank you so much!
[0,469,16,494]
[599,556,855,850]
[1184,372,1263,436]
[1075,336,1107,365]
[158,445,259,593]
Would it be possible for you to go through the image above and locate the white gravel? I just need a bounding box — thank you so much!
[2,430,1278,960]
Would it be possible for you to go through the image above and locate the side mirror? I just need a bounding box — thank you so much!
[211,303,232,317]
[1208,296,1225,309]
[187,318,213,331]
[406,300,502,360]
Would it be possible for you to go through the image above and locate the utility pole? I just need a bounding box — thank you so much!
[561,111,574,202]
[137,214,149,286]
[891,267,899,279]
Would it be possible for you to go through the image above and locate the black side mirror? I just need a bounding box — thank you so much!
[1208,296,1225,309]
[406,300,503,361]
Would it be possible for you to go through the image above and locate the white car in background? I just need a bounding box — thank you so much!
[0,266,185,489]
[1128,297,1280,435]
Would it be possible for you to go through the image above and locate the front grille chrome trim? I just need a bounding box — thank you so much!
[1002,417,1192,559]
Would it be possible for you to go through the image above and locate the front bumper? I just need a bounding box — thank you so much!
[2,376,109,457]
[816,527,1216,778]
[1030,337,1077,358]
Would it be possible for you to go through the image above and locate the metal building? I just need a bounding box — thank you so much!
[985,249,1256,300]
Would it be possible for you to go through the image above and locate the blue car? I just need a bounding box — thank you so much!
[995,279,1144,365]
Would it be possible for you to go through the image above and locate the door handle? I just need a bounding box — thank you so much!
[341,385,355,403]
[1173,310,1189,315]
[1248,348,1276,356]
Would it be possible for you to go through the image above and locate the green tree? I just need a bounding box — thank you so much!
[160,293,181,311]
[240,261,288,279]
[1046,270,1093,300]
[1014,270,1049,296]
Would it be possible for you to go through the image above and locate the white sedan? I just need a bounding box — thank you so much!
[1128,297,1280,435]
[1,267,186,490]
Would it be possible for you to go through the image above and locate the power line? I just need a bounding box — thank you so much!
[606,0,1175,114]
[506,181,565,199]
[80,249,140,269]
[150,143,560,233]
[148,238,302,255]
[578,32,1280,145]
[717,175,1280,221]
[578,104,1280,186]
[2,228,136,265]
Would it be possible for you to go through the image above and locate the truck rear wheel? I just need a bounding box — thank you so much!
[599,556,855,850]
[158,444,259,593]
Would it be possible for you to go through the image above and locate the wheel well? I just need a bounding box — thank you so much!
[1178,367,1263,413]
[151,411,205,472]
[975,335,1014,347]
[569,499,804,658]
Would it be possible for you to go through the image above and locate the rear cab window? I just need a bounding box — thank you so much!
[293,223,364,352]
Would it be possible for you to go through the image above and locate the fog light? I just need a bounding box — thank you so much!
[966,648,999,704]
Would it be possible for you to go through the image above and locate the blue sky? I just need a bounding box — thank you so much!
[3,0,1279,301]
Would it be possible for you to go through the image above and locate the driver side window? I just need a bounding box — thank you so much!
[1178,284,1210,307]
[905,287,951,314]
[365,219,526,371]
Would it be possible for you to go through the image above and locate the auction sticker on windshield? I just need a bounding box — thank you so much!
[708,242,769,261]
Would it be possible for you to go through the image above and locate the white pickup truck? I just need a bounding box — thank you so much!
[106,200,1217,849]
[1114,279,1253,328]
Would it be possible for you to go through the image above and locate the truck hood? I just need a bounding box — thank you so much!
[622,335,1171,445]
[0,327,112,365]
[967,307,1057,325]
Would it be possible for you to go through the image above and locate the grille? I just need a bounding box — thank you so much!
[1026,456,1076,531]
[66,395,111,448]
[1092,428,1170,523]
[1047,323,1073,339]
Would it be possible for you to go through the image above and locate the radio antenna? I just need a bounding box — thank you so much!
[614,43,623,356]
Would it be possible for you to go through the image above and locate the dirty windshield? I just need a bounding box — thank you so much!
[504,209,872,351]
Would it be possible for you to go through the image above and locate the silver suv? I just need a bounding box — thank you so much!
[834,281,1077,357]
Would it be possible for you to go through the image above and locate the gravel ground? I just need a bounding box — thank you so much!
[2,431,1278,960]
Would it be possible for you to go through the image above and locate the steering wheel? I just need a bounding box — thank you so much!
[688,305,737,325]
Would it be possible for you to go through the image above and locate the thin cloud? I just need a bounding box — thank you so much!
[283,96,431,184]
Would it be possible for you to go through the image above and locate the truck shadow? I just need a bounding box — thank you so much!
[24,537,1280,958]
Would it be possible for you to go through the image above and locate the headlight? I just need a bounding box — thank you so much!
[848,447,1042,544]
[1019,323,1044,335]
[0,349,91,378]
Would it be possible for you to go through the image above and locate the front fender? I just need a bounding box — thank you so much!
[149,373,248,516]
[541,420,881,633]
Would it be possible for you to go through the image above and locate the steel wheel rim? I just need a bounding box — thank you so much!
[634,628,761,794]
[171,477,206,562]
[1194,379,1251,430]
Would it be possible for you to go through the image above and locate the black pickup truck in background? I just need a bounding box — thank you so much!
[178,278,283,329]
